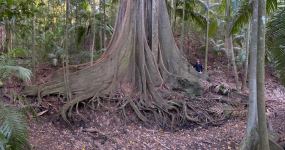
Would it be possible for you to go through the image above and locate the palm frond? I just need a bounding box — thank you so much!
[266,8,285,85]
[0,65,32,82]
[0,104,30,150]
[187,10,207,29]
[230,0,253,34]
[267,0,278,14]
[231,0,278,34]
[217,0,227,15]
[209,17,218,37]
[193,0,207,11]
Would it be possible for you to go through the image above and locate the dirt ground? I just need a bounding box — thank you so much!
[25,65,285,150]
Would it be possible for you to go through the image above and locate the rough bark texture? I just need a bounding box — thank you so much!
[24,0,206,127]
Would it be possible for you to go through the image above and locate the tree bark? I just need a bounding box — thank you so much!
[63,0,72,102]
[204,0,210,73]
[241,5,258,149]
[89,0,96,66]
[241,23,250,91]
[171,0,177,31]
[179,0,186,51]
[32,16,36,83]
[225,0,239,90]
[256,0,270,149]
[5,22,13,53]
[100,0,106,49]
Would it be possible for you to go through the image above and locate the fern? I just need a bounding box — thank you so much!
[0,104,30,150]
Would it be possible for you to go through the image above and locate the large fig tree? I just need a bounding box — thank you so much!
[25,0,204,126]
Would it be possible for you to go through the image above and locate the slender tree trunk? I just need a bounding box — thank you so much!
[204,0,210,72]
[180,0,186,51]
[32,16,36,83]
[89,0,96,66]
[229,36,240,89]
[241,6,258,149]
[242,23,250,91]
[171,0,177,31]
[100,0,106,49]
[63,0,72,101]
[256,0,270,149]
[225,0,239,90]
[5,22,12,53]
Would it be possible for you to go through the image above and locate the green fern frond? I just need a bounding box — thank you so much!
[0,104,30,150]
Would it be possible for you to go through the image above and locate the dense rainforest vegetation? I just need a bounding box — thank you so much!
[0,0,285,149]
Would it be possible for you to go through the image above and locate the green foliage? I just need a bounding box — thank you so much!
[230,0,252,34]
[175,0,220,36]
[0,103,30,150]
[231,0,279,34]
[266,8,285,85]
[7,48,28,58]
[217,0,227,15]
[0,54,32,82]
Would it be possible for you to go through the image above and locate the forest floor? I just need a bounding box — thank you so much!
[1,48,285,150]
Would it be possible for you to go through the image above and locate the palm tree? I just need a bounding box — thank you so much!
[256,0,270,148]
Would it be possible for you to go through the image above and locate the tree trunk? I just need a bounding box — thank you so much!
[5,22,13,53]
[241,23,250,91]
[25,0,205,127]
[256,0,270,149]
[63,0,72,102]
[100,0,106,49]
[225,0,239,90]
[229,36,240,89]
[241,1,283,149]
[89,0,96,66]
[240,5,258,149]
[171,0,177,31]
[179,0,186,51]
[32,16,36,83]
[204,0,210,73]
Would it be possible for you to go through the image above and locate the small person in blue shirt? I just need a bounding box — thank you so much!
[193,59,203,73]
